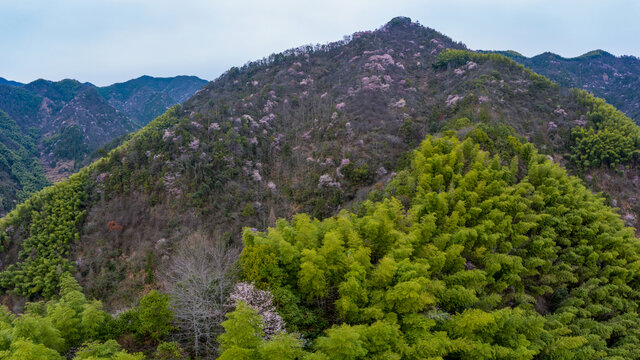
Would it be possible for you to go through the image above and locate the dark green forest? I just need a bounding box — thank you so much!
[0,110,49,214]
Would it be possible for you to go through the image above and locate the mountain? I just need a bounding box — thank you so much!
[0,77,22,87]
[0,75,207,215]
[2,16,640,358]
[0,110,49,214]
[98,75,208,126]
[0,79,137,201]
[484,49,640,122]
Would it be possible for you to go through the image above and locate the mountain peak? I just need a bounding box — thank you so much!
[535,51,564,60]
[384,16,413,28]
[578,49,614,59]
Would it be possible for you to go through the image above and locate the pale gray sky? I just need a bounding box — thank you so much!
[1,0,638,86]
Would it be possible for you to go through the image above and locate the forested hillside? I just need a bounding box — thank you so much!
[0,77,22,87]
[99,75,208,126]
[0,76,206,215]
[485,50,640,122]
[231,133,640,359]
[2,16,640,359]
[0,110,49,214]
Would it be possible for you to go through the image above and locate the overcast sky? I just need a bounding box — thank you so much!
[1,0,638,86]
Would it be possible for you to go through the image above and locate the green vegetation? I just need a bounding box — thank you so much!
[129,290,174,342]
[45,125,90,162]
[0,171,88,298]
[218,302,304,360]
[577,50,613,59]
[342,163,372,185]
[234,133,640,359]
[73,340,144,360]
[570,89,640,169]
[0,110,49,212]
[0,274,144,360]
[90,105,183,197]
[0,84,42,129]
[0,273,178,359]
[24,79,85,103]
[434,49,556,90]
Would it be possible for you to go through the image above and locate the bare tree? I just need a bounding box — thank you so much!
[163,231,240,357]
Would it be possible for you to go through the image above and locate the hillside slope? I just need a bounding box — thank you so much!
[0,76,207,214]
[0,110,49,214]
[485,50,640,122]
[1,16,640,312]
[230,133,640,359]
[98,75,208,126]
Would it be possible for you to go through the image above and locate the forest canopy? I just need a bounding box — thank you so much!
[231,132,640,359]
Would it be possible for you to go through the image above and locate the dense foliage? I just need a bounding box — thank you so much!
[234,133,640,359]
[3,14,640,306]
[433,49,556,90]
[0,110,49,214]
[0,275,134,359]
[0,275,179,359]
[46,125,90,162]
[0,171,88,298]
[569,90,640,169]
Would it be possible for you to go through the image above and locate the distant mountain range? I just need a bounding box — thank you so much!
[0,77,23,87]
[0,75,207,214]
[482,50,640,121]
[99,75,208,126]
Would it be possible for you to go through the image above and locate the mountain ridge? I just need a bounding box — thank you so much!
[0,75,207,215]
[98,75,208,126]
[0,77,23,87]
[482,48,640,121]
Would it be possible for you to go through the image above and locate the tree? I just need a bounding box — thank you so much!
[314,324,367,360]
[72,340,145,360]
[154,341,186,360]
[134,290,173,342]
[0,339,63,360]
[230,133,640,358]
[228,282,286,337]
[217,302,264,359]
[163,232,239,357]
[46,304,79,350]
[12,315,64,353]
[257,332,305,360]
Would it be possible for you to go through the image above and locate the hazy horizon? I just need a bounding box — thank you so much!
[2,0,639,86]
